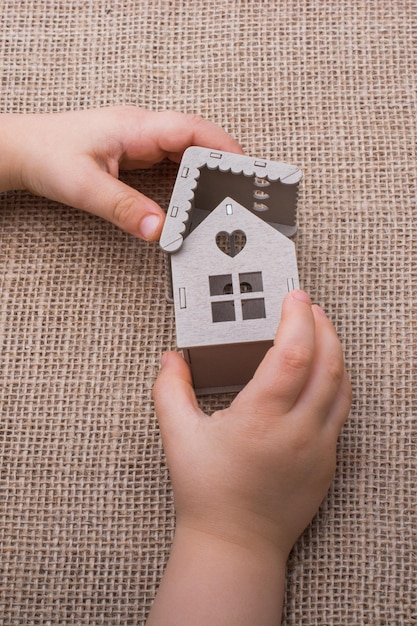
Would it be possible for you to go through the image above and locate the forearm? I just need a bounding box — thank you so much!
[146,524,286,626]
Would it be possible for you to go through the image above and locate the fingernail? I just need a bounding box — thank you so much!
[140,214,162,240]
[290,289,311,304]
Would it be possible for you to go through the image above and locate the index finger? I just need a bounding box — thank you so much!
[122,110,244,166]
[161,112,245,162]
[232,290,316,417]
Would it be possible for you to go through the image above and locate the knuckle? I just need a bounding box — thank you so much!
[111,191,137,227]
[325,354,345,386]
[293,432,336,483]
[291,429,311,456]
[185,112,206,127]
[281,343,312,373]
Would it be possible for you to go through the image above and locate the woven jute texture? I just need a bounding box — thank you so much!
[1,1,416,624]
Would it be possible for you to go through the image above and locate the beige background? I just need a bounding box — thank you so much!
[1,1,416,624]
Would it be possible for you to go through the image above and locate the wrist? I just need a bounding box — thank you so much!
[175,520,288,568]
[174,501,294,564]
[0,114,29,192]
[148,523,286,626]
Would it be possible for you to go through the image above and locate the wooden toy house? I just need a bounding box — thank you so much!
[160,147,302,394]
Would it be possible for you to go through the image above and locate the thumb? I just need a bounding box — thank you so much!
[65,162,165,240]
[153,352,202,440]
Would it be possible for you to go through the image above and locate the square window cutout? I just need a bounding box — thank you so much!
[239,271,263,293]
[211,301,236,323]
[209,274,233,296]
[242,298,266,320]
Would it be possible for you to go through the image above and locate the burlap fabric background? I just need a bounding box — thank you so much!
[1,1,416,624]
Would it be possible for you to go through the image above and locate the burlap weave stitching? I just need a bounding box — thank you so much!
[1,1,416,624]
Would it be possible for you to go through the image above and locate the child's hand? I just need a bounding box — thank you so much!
[154,290,351,558]
[1,107,243,240]
[149,290,351,625]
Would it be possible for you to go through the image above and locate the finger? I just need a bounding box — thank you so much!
[232,290,316,416]
[153,351,202,441]
[161,112,245,161]
[128,110,244,164]
[295,305,349,426]
[61,160,165,240]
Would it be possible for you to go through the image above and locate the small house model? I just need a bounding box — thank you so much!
[160,147,302,394]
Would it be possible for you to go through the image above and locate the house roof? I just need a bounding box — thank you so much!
[160,146,302,253]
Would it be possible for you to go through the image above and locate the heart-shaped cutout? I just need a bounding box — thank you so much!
[216,230,247,257]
